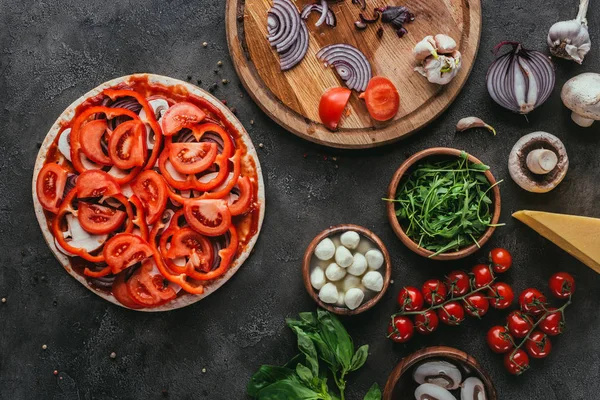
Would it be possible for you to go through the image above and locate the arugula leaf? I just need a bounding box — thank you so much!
[349,345,369,371]
[363,383,382,400]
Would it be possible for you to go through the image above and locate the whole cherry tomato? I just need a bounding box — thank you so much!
[438,301,465,326]
[397,286,424,311]
[446,270,471,296]
[539,309,564,336]
[488,282,515,309]
[504,349,530,375]
[506,311,534,339]
[489,248,512,273]
[487,325,514,354]
[548,272,576,299]
[463,293,489,318]
[414,310,439,335]
[387,316,414,343]
[471,264,494,288]
[422,279,447,305]
[519,288,547,316]
[525,330,552,359]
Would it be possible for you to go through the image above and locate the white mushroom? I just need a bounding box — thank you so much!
[461,377,486,400]
[343,275,362,291]
[310,266,326,290]
[508,132,569,193]
[413,361,462,390]
[55,214,108,255]
[315,238,336,261]
[365,249,384,270]
[335,246,354,268]
[362,271,384,292]
[140,98,169,150]
[413,36,438,60]
[340,231,360,249]
[325,262,346,281]
[318,283,338,304]
[415,383,457,400]
[347,253,368,276]
[57,128,72,161]
[561,72,600,127]
[434,34,457,54]
[344,288,365,310]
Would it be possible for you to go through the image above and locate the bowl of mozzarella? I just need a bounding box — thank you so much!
[302,224,391,315]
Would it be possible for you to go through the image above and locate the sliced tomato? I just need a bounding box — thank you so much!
[183,199,232,237]
[108,120,147,170]
[169,142,217,174]
[359,76,400,122]
[161,102,206,136]
[103,233,154,274]
[112,271,145,309]
[77,202,126,235]
[131,170,168,225]
[319,87,351,131]
[190,226,238,281]
[190,123,234,158]
[126,260,176,307]
[166,227,214,273]
[76,170,121,198]
[228,175,253,216]
[36,163,68,213]
[79,119,112,165]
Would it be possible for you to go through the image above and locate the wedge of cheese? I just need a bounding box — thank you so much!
[513,210,600,274]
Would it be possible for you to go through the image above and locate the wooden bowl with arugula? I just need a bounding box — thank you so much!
[386,148,501,261]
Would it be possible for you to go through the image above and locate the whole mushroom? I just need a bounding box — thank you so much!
[508,132,568,193]
[561,72,600,127]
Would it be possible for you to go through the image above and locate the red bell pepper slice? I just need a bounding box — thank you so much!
[190,123,234,159]
[228,175,253,216]
[129,195,150,241]
[188,226,238,281]
[200,150,242,199]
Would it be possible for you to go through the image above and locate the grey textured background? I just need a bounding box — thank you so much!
[1,0,599,399]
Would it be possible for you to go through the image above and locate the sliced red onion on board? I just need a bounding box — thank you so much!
[301,2,336,27]
[316,44,372,91]
[267,0,309,71]
[315,0,329,27]
[486,42,555,114]
[279,21,309,71]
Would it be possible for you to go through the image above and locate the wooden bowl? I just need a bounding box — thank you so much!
[386,147,501,261]
[383,346,497,400]
[302,224,391,316]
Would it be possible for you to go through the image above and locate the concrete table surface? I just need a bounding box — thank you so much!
[0,0,599,399]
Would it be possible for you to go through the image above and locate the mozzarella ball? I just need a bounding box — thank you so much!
[325,263,346,281]
[310,266,326,290]
[315,238,335,260]
[343,274,362,292]
[345,288,365,310]
[362,271,384,292]
[347,253,368,276]
[365,249,384,270]
[335,246,354,268]
[318,283,338,304]
[340,231,360,250]
[336,291,345,307]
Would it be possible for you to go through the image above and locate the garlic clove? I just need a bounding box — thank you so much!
[413,35,438,61]
[434,34,457,54]
[456,117,496,135]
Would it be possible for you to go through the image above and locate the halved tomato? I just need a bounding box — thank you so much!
[126,260,176,307]
[169,142,217,174]
[77,202,126,235]
[76,170,121,198]
[183,199,231,237]
[319,87,351,131]
[161,102,206,136]
[166,227,214,273]
[108,120,147,170]
[111,271,145,309]
[103,233,154,274]
[79,119,112,165]
[190,123,234,158]
[131,170,168,225]
[36,163,68,213]
[229,176,253,216]
[359,76,400,122]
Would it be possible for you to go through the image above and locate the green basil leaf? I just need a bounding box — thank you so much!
[349,344,369,371]
[247,365,296,398]
[256,378,323,400]
[317,309,354,370]
[363,383,382,400]
[299,312,318,326]
[296,363,313,385]
[292,327,319,376]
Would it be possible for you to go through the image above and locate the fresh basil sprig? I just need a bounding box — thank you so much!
[247,309,380,400]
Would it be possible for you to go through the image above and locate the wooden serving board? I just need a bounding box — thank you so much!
[226,0,481,148]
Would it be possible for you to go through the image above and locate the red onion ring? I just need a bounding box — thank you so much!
[316,44,372,91]
[300,2,336,26]
[63,173,78,198]
[267,0,301,53]
[316,0,328,27]
[279,20,309,71]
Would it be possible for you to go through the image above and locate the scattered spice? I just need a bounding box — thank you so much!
[258,143,264,148]
[303,153,308,158]
[217,60,223,67]
[202,368,207,373]
[52,300,58,306]
[213,69,220,74]
[221,100,228,105]
[229,107,237,114]
[187,75,192,81]
[202,42,208,47]
[209,83,218,92]
[162,389,169,397]
[250,119,255,125]
[222,79,229,84]
[110,352,117,359]
[1,297,6,303]
[53,370,58,376]
[376,27,384,38]
[334,165,339,169]
[197,79,202,85]
[332,157,337,161]
[42,344,47,350]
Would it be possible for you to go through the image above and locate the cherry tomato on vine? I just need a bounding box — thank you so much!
[488,282,515,309]
[388,316,414,343]
[539,309,564,336]
[548,272,575,299]
[422,279,447,305]
[438,301,465,326]
[506,311,534,339]
[463,293,489,317]
[504,349,530,375]
[487,325,514,354]
[489,248,512,273]
[525,330,552,359]
[519,288,547,316]
[397,286,424,311]
[414,310,439,335]
[471,264,494,288]
[446,270,471,296]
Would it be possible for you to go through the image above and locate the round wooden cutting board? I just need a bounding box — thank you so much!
[226,0,481,148]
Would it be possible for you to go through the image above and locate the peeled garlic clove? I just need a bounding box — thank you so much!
[325,262,347,281]
[414,383,457,400]
[413,361,462,390]
[456,117,496,135]
[315,238,335,260]
[413,35,438,61]
[344,288,365,310]
[365,249,384,270]
[319,283,338,304]
[347,253,368,276]
[335,246,354,268]
[434,34,457,54]
[310,266,326,290]
[340,231,360,249]
[362,271,384,292]
[461,377,486,400]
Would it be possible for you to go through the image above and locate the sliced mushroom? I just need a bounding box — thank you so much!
[55,214,108,256]
[508,132,568,193]
[561,73,600,127]
[57,128,72,161]
[414,383,457,400]
[461,377,486,400]
[413,361,462,390]
[140,98,170,149]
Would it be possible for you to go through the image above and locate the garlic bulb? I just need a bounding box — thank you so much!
[547,0,591,64]
[415,52,462,85]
